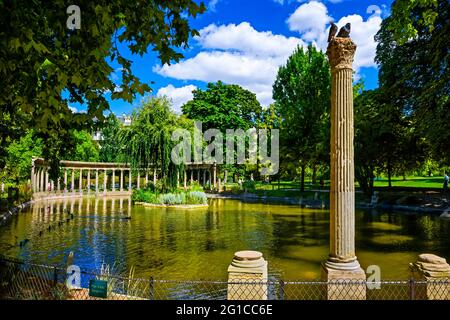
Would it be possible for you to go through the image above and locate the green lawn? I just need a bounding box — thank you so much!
[224,176,445,192]
[372,177,443,188]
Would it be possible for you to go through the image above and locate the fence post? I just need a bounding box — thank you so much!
[409,254,450,300]
[279,279,285,300]
[149,277,154,300]
[227,251,268,300]
[53,266,58,287]
[409,278,415,300]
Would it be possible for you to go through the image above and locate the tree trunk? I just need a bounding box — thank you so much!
[300,164,306,193]
[312,164,317,185]
[387,158,392,188]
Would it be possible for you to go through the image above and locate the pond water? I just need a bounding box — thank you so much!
[0,197,449,280]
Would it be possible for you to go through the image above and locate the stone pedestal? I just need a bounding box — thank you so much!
[410,254,450,300]
[227,251,268,300]
[322,262,366,300]
[321,36,366,300]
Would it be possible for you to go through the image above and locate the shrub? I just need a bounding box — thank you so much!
[186,191,207,205]
[231,186,242,194]
[158,193,184,205]
[242,180,256,192]
[190,181,204,192]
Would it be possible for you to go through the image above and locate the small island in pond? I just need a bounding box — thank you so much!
[132,183,208,209]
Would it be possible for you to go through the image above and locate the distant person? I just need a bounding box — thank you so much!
[444,172,449,191]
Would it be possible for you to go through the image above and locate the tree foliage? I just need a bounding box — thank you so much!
[376,0,449,165]
[99,113,122,163]
[182,81,263,131]
[0,0,205,179]
[273,45,331,191]
[119,97,190,190]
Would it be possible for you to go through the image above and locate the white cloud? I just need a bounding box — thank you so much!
[156,84,197,114]
[154,2,382,107]
[155,23,304,106]
[208,0,220,12]
[68,106,78,113]
[287,1,382,71]
[197,22,303,58]
[287,1,331,42]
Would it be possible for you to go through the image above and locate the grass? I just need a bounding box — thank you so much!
[223,176,445,192]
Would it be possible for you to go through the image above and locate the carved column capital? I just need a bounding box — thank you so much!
[327,37,357,71]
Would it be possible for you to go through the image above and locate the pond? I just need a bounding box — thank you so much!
[0,197,449,280]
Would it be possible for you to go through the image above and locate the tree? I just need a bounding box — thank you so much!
[273,45,331,191]
[182,81,263,131]
[68,130,100,162]
[354,90,383,197]
[182,81,263,182]
[376,0,449,165]
[0,0,206,179]
[119,97,189,190]
[99,113,122,163]
[0,131,43,184]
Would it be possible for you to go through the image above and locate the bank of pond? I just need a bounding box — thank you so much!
[0,197,449,281]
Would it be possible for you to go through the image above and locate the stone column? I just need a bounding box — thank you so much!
[145,171,148,186]
[40,168,44,192]
[79,169,83,193]
[153,168,157,186]
[137,171,140,189]
[184,170,187,190]
[321,36,365,299]
[64,169,68,192]
[227,251,268,300]
[95,169,99,193]
[57,177,60,192]
[203,170,206,187]
[120,169,124,191]
[87,169,91,193]
[128,170,132,190]
[31,159,36,193]
[45,169,49,192]
[197,169,200,182]
[176,170,180,189]
[71,169,75,193]
[213,163,217,190]
[410,254,450,300]
[104,170,108,194]
[190,169,194,184]
[112,169,116,192]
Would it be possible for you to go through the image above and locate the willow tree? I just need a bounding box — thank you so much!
[119,97,191,190]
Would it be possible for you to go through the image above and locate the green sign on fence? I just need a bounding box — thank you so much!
[89,279,108,298]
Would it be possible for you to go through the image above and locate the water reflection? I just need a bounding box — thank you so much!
[0,197,449,280]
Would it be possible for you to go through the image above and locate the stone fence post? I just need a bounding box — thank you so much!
[410,254,450,300]
[227,251,268,300]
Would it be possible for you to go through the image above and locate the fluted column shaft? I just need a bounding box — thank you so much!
[326,37,359,268]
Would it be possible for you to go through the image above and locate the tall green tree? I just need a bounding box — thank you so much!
[0,0,206,179]
[182,81,263,182]
[273,45,331,191]
[99,113,122,163]
[68,130,100,162]
[182,81,263,131]
[376,0,449,165]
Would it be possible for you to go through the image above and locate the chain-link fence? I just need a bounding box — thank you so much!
[0,256,448,300]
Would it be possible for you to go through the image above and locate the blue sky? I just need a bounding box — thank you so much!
[71,0,393,115]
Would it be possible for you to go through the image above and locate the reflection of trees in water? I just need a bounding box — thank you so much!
[356,210,450,256]
[269,212,329,259]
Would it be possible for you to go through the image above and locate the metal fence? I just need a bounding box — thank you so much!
[0,256,449,300]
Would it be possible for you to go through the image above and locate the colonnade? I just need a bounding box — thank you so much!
[31,159,218,194]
